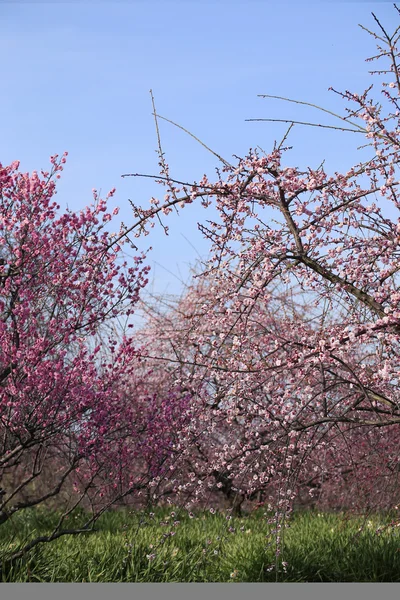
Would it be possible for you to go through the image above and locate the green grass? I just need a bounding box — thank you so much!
[1,506,400,582]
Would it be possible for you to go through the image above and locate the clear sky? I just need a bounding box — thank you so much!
[1,1,396,299]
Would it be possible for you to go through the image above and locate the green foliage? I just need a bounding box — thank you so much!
[1,508,400,582]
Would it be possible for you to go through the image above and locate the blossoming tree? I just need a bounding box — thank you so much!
[0,154,193,567]
[125,8,400,518]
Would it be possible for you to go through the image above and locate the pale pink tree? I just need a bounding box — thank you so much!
[125,8,400,524]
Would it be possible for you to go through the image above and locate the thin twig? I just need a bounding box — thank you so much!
[150,89,167,176]
[276,122,295,151]
[152,112,233,168]
[246,118,364,133]
[256,93,366,132]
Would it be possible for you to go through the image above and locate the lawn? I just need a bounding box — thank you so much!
[1,507,400,582]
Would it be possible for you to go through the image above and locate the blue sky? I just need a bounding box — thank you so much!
[0,1,396,298]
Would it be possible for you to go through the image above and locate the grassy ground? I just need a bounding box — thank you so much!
[1,506,400,582]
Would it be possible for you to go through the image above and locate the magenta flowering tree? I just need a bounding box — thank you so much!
[125,8,400,519]
[0,154,193,565]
